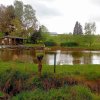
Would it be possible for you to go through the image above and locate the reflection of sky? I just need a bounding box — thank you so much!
[92,55,100,64]
[45,50,100,65]
[46,51,83,65]
[46,54,54,65]
[58,54,73,65]
[83,50,100,54]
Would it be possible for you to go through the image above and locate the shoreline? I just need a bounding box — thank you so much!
[0,45,100,51]
[45,46,100,51]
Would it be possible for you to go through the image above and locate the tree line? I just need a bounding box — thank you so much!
[73,21,96,35]
[0,0,97,45]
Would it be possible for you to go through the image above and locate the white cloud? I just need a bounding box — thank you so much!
[91,0,100,6]
[32,1,62,18]
[0,0,13,6]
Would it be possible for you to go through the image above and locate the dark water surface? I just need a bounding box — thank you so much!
[0,49,100,65]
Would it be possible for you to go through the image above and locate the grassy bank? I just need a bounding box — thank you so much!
[0,61,100,80]
[0,61,100,99]
[43,34,100,50]
[44,45,100,52]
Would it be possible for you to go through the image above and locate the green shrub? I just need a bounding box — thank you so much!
[41,72,53,79]
[32,77,43,89]
[85,72,100,80]
[70,85,92,100]
[0,69,30,87]
[44,41,57,46]
[60,42,79,47]
[0,69,31,95]
[11,89,45,100]
[0,68,12,87]
[11,85,93,100]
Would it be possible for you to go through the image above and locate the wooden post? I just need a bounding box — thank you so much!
[54,53,56,73]
[37,55,43,77]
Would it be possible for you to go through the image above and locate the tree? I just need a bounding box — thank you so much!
[23,4,37,30]
[84,22,96,35]
[14,0,38,37]
[22,4,38,37]
[10,18,23,37]
[0,5,15,34]
[84,22,96,47]
[0,1,38,38]
[40,25,48,32]
[14,0,23,20]
[39,25,50,42]
[30,28,42,44]
[0,4,6,33]
[73,21,83,35]
[5,5,15,33]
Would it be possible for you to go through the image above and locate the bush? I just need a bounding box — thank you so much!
[60,42,79,47]
[0,69,31,95]
[11,85,93,100]
[85,72,100,80]
[44,41,57,46]
[70,85,92,100]
[33,77,43,89]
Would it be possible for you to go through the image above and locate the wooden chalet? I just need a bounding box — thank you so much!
[0,36,26,45]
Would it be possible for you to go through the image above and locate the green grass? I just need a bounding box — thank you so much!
[0,61,100,99]
[21,34,100,50]
[0,61,100,80]
[11,85,93,100]
[0,61,37,73]
[43,34,100,50]
[24,43,44,47]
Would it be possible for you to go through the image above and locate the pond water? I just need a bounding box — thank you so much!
[0,49,100,65]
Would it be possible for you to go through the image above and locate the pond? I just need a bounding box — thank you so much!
[46,50,100,65]
[0,49,100,65]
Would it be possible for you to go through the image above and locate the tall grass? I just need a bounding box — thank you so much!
[0,61,100,99]
[11,85,93,100]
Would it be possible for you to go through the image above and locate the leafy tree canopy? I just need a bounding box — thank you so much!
[0,0,38,37]
[84,22,96,35]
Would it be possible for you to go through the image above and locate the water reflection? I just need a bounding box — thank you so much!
[0,49,35,63]
[92,55,100,64]
[71,51,83,64]
[0,49,100,65]
[45,50,100,65]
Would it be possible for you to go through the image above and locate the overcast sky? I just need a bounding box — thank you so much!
[0,0,100,34]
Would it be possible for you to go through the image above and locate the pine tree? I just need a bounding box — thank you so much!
[73,21,83,35]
